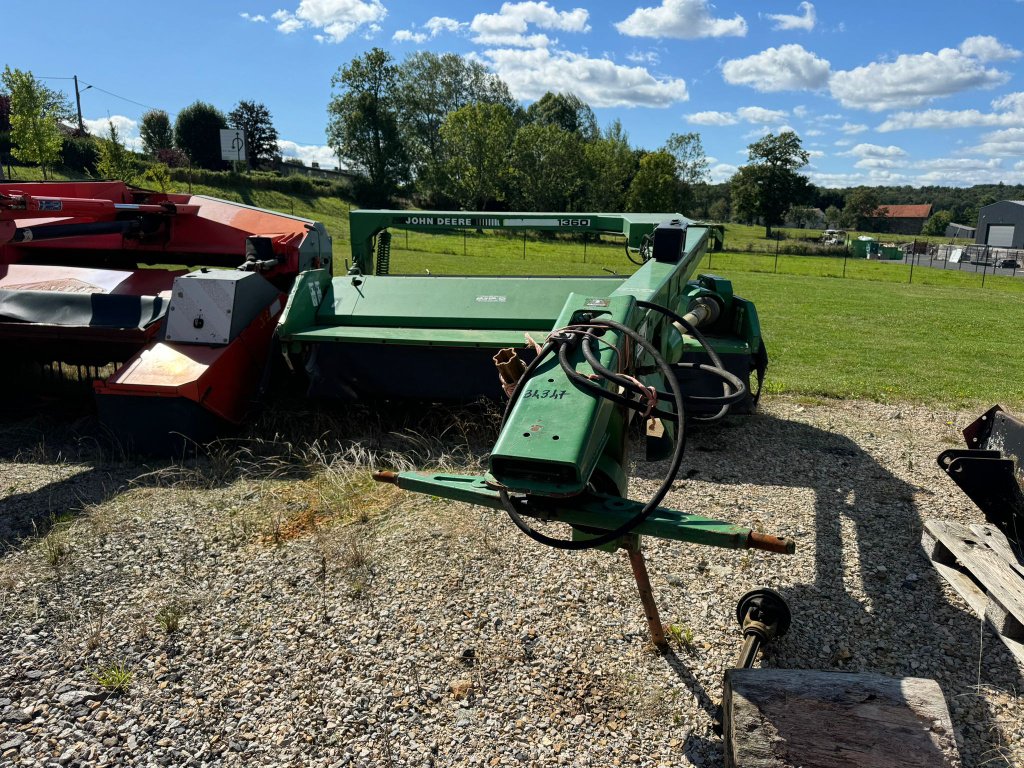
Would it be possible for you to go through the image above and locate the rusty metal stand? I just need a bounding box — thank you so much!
[624,539,667,648]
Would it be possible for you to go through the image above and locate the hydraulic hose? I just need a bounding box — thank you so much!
[498,314,687,551]
[635,299,747,421]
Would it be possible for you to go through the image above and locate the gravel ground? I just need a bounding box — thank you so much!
[0,397,1022,767]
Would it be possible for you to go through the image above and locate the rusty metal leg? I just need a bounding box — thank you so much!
[624,542,666,648]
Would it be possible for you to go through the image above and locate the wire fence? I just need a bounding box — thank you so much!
[699,244,1023,293]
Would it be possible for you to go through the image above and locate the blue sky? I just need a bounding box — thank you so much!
[5,0,1024,187]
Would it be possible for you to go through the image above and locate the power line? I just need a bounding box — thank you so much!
[79,81,164,114]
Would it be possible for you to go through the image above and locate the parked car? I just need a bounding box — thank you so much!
[998,258,1021,269]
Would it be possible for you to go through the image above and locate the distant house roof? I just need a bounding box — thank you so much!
[873,204,933,219]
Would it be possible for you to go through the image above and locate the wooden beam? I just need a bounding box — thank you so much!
[723,669,959,768]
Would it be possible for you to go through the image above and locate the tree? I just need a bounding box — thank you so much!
[228,100,279,169]
[842,186,883,231]
[582,121,636,212]
[525,92,598,141]
[786,204,819,229]
[1,67,73,179]
[0,93,11,179]
[708,198,729,222]
[328,48,409,206]
[626,151,680,213]
[140,109,173,156]
[395,51,516,201]
[730,131,811,237]
[174,101,227,169]
[507,124,585,211]
[96,120,139,184]
[438,103,515,210]
[922,209,953,237]
[824,204,842,229]
[661,132,709,214]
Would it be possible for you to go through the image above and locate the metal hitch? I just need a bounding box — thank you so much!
[938,405,1024,548]
[713,588,792,735]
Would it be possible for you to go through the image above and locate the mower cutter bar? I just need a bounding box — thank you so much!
[373,471,794,553]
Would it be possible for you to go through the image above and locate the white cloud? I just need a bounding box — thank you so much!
[853,157,905,170]
[709,163,738,182]
[471,2,589,47]
[686,110,738,125]
[477,47,687,107]
[272,9,304,33]
[685,106,788,126]
[764,2,815,32]
[830,41,1011,111]
[912,157,1014,186]
[804,128,823,136]
[84,115,142,151]
[968,127,1024,157]
[838,142,907,159]
[736,106,789,123]
[722,44,831,91]
[840,122,867,134]
[393,29,427,43]
[792,105,808,118]
[424,16,465,36]
[616,0,747,39]
[240,12,267,22]
[807,149,825,158]
[277,139,340,169]
[876,91,1024,132]
[626,49,660,65]
[271,0,386,43]
[959,35,1021,62]
[742,123,794,140]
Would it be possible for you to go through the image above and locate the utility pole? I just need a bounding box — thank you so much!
[73,75,85,135]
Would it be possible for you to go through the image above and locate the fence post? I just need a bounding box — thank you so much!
[982,245,989,287]
[908,249,914,284]
[842,250,848,278]
[463,230,466,256]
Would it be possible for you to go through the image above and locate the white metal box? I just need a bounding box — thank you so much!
[165,270,280,345]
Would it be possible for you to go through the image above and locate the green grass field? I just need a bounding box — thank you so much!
[6,166,1021,409]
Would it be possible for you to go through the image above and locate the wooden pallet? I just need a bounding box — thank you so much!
[922,519,1024,666]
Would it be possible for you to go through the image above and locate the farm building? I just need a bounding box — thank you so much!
[976,201,1024,248]
[868,204,933,235]
[945,222,976,239]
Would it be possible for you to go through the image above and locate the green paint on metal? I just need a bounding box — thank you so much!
[488,293,636,497]
[389,471,752,549]
[348,210,694,274]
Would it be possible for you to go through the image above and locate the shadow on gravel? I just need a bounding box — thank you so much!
[0,394,498,552]
[633,411,1023,765]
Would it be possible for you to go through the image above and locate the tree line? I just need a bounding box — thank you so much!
[3,57,1021,236]
[327,48,712,212]
[0,66,281,183]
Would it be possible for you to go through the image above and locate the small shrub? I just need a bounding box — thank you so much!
[666,623,695,651]
[93,660,132,694]
[155,604,184,634]
[142,163,171,192]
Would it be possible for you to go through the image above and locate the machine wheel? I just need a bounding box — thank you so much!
[735,588,791,637]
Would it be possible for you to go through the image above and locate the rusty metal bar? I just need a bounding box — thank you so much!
[624,542,666,648]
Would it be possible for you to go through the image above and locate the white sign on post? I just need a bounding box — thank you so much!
[220,129,246,163]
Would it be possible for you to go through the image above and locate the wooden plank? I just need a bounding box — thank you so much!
[922,520,1024,666]
[723,670,960,768]
[968,524,1024,580]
